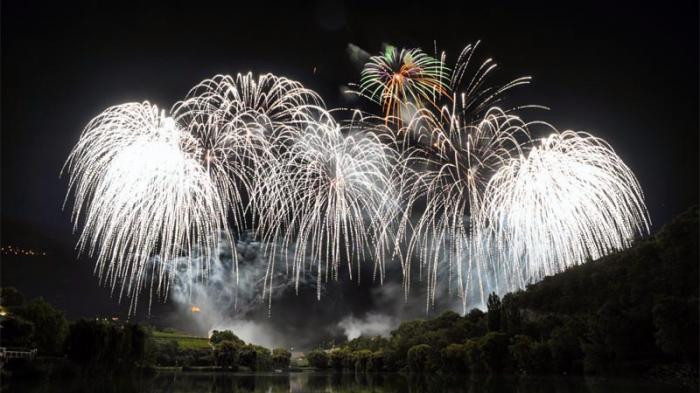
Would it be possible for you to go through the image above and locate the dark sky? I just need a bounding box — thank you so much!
[1,0,698,333]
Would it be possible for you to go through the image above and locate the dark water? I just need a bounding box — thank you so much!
[4,371,693,393]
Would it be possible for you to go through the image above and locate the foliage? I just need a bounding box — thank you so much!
[272,347,291,369]
[487,293,502,332]
[1,316,35,348]
[652,295,699,361]
[441,343,467,373]
[306,349,330,369]
[64,319,148,372]
[214,341,240,370]
[13,297,67,355]
[407,344,432,373]
[239,344,272,371]
[1,287,25,308]
[210,329,244,346]
[326,207,698,376]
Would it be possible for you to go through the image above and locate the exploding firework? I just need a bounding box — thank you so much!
[396,106,532,311]
[356,42,648,311]
[63,41,651,316]
[256,111,402,300]
[359,46,450,124]
[63,102,228,311]
[479,131,650,290]
[449,41,534,123]
[171,73,326,229]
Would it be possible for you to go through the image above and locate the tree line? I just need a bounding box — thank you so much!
[0,289,291,374]
[305,207,698,378]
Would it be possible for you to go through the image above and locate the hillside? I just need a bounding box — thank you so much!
[320,206,698,382]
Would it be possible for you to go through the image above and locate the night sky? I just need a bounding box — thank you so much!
[2,1,698,344]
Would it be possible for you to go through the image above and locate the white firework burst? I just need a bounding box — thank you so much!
[479,131,650,290]
[171,73,325,229]
[398,106,532,311]
[256,111,401,300]
[63,102,228,311]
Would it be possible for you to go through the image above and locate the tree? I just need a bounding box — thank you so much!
[329,348,350,370]
[210,330,244,346]
[306,349,329,369]
[1,316,34,347]
[253,345,273,371]
[509,334,551,375]
[65,319,106,367]
[65,319,149,372]
[214,341,239,370]
[123,323,148,366]
[154,340,180,366]
[14,298,67,355]
[272,348,291,369]
[501,293,522,334]
[441,343,467,373]
[238,344,272,371]
[487,293,502,332]
[548,319,584,374]
[464,339,486,374]
[407,344,431,373]
[353,349,372,373]
[652,295,699,361]
[367,350,384,372]
[479,332,510,373]
[0,287,25,308]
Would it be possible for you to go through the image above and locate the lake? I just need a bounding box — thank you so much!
[4,371,694,392]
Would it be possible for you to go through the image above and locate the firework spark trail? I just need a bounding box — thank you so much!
[449,41,535,122]
[359,46,451,124]
[395,105,532,312]
[256,110,402,303]
[64,74,329,313]
[479,131,651,291]
[171,73,326,230]
[63,102,228,312]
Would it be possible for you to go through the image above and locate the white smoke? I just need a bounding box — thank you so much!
[337,313,396,340]
[167,231,313,347]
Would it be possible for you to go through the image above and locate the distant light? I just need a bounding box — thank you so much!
[191,306,201,313]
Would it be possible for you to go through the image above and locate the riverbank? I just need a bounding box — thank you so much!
[3,369,695,393]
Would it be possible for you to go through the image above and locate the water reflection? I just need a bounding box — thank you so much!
[5,371,691,393]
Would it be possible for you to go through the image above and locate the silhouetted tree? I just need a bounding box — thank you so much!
[306,349,329,369]
[487,293,502,332]
[14,297,67,355]
[214,341,239,370]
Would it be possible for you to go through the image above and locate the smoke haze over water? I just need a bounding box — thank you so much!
[166,231,498,350]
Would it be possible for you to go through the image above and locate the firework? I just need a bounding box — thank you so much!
[256,111,401,300]
[396,106,532,311]
[63,102,228,311]
[357,42,648,311]
[62,43,652,316]
[171,73,326,229]
[359,46,450,124]
[449,41,534,123]
[479,131,650,290]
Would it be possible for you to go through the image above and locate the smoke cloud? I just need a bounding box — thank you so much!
[164,225,502,350]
